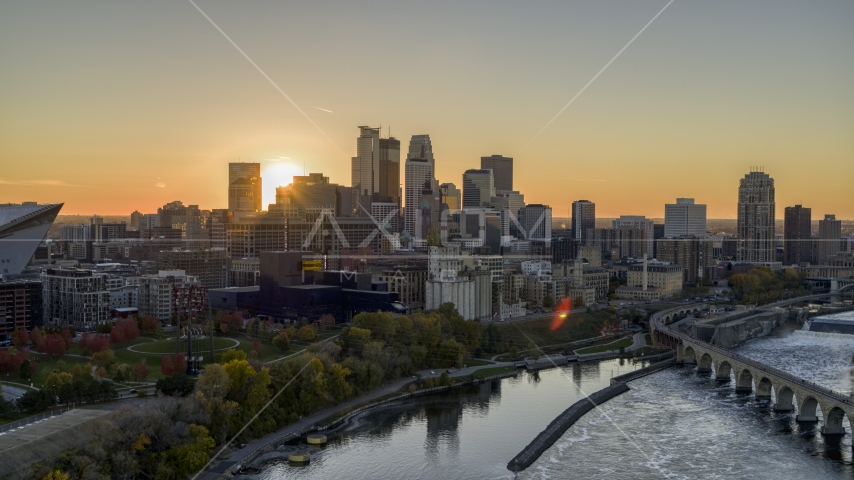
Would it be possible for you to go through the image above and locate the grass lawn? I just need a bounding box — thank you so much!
[462,358,493,367]
[471,365,517,379]
[128,336,240,354]
[492,310,618,349]
[575,336,633,355]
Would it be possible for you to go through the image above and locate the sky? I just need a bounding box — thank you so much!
[1,0,852,219]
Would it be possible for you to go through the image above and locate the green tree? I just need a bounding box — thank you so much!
[45,371,73,393]
[437,338,464,368]
[297,325,317,342]
[219,349,247,364]
[272,331,290,352]
[327,364,352,402]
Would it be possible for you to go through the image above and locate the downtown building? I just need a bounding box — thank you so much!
[404,134,436,236]
[351,126,401,208]
[783,204,812,265]
[154,249,228,289]
[664,198,707,238]
[228,162,262,213]
[571,200,595,245]
[656,235,714,285]
[137,270,203,321]
[818,214,843,264]
[480,155,513,191]
[737,170,776,263]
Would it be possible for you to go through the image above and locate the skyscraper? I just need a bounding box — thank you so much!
[404,134,435,235]
[737,170,776,263]
[664,198,707,238]
[462,169,495,208]
[439,183,461,214]
[351,126,380,199]
[818,214,843,264]
[480,155,513,191]
[784,205,812,265]
[379,137,401,205]
[228,163,262,212]
[571,200,595,245]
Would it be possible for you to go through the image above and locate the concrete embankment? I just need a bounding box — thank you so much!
[507,354,676,473]
[506,383,630,472]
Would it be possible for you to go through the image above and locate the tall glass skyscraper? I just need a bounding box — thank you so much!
[462,169,495,208]
[571,200,595,245]
[480,154,513,192]
[228,163,262,212]
[664,198,707,238]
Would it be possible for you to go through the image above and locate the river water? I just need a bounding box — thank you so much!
[248,312,854,479]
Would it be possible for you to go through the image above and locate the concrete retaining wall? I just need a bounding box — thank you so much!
[610,356,675,385]
[506,383,630,472]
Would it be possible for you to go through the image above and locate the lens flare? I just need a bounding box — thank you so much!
[551,297,572,331]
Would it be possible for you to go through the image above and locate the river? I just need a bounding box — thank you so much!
[246,313,854,479]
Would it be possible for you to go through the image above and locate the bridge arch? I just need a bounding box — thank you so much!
[697,353,713,373]
[715,360,732,382]
[755,377,773,400]
[683,346,697,364]
[775,386,795,411]
[798,397,820,422]
[736,369,754,394]
[823,407,850,435]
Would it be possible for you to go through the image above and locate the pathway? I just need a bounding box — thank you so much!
[626,332,647,352]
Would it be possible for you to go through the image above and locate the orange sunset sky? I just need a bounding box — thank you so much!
[1,1,852,219]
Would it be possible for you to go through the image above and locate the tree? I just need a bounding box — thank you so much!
[20,358,34,380]
[318,314,335,331]
[45,371,73,393]
[30,327,45,351]
[43,334,67,357]
[113,363,132,383]
[297,325,317,342]
[160,355,175,376]
[41,470,69,480]
[92,350,117,372]
[543,295,555,308]
[220,349,247,364]
[252,341,263,359]
[12,328,29,348]
[272,331,290,352]
[132,361,149,382]
[139,315,159,334]
[156,373,196,397]
[437,339,464,368]
[17,389,55,413]
[60,328,73,349]
[70,362,85,377]
[174,353,188,374]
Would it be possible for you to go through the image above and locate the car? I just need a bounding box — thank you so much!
[430,370,435,375]
[237,443,246,449]
[129,389,138,394]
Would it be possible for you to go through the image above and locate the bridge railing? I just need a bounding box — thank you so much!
[652,302,854,405]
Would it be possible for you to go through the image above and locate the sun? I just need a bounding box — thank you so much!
[261,160,304,208]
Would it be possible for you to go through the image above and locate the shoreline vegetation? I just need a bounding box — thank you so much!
[9,303,630,479]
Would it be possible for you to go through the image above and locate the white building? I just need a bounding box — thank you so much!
[521,260,552,277]
[664,198,707,238]
[137,270,201,321]
[109,285,139,310]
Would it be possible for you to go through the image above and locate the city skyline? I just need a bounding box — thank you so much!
[2,1,853,218]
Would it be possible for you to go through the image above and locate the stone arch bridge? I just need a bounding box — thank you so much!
[652,300,854,436]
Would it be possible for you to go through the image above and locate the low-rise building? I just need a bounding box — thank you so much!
[137,270,203,321]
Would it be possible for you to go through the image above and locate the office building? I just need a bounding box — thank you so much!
[378,266,428,309]
[228,163,262,212]
[656,235,714,284]
[480,154,513,191]
[818,214,843,264]
[379,137,401,205]
[224,214,288,259]
[230,257,260,287]
[612,215,654,257]
[0,280,43,338]
[783,205,812,265]
[439,183,461,214]
[571,200,595,245]
[404,134,436,235]
[462,169,494,208]
[0,203,63,278]
[737,169,776,263]
[352,126,381,200]
[154,249,228,289]
[664,198,706,238]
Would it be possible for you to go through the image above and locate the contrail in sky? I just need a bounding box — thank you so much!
[312,106,333,113]
[526,0,675,148]
[187,0,344,156]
